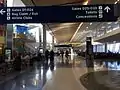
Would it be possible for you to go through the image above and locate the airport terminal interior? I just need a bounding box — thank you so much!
[0,0,120,90]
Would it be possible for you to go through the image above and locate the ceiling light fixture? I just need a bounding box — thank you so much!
[83,0,89,5]
[102,26,105,28]
[108,22,112,24]
[115,21,118,24]
[108,26,111,28]
[115,1,118,4]
[114,0,119,4]
[86,27,88,29]
[90,23,92,25]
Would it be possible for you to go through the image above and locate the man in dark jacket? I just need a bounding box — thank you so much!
[50,50,55,70]
[50,50,54,64]
[61,50,64,62]
[45,50,49,64]
[14,53,21,71]
[37,53,42,62]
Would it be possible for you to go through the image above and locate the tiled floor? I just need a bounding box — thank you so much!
[0,56,120,90]
[0,62,53,90]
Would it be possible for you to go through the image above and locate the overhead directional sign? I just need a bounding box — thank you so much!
[0,4,120,23]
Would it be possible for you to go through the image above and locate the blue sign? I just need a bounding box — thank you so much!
[16,25,28,33]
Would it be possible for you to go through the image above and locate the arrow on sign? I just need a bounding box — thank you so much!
[104,6,111,13]
[0,9,6,15]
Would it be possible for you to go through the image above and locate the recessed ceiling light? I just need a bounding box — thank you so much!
[83,0,89,5]
[115,1,118,4]
[115,22,118,24]
[102,26,105,28]
[86,27,88,29]
[108,22,112,24]
[108,26,111,28]
[90,23,92,25]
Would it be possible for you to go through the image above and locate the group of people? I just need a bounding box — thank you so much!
[13,49,55,71]
[57,50,70,63]
[45,49,55,65]
[13,49,71,71]
[14,52,34,71]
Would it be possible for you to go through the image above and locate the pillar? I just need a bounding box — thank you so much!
[86,37,94,68]
[6,24,13,49]
[52,36,54,50]
[95,45,97,53]
[105,43,107,53]
[38,27,42,52]
[6,24,13,59]
[39,28,42,47]
[71,47,74,60]
[43,24,46,54]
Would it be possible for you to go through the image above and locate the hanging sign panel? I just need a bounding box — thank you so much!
[0,4,119,23]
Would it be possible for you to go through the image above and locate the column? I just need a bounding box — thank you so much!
[39,28,41,47]
[6,24,13,49]
[95,45,97,53]
[52,36,54,50]
[6,24,13,59]
[105,43,107,53]
[43,24,46,54]
[39,27,42,51]
[71,47,74,60]
[86,37,94,68]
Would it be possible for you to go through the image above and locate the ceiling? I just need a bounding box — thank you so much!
[21,0,120,43]
[47,23,80,43]
[22,0,86,6]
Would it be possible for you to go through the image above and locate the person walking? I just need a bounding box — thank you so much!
[37,53,42,62]
[50,50,55,70]
[65,50,69,59]
[14,53,22,71]
[23,53,30,68]
[61,50,64,63]
[50,50,55,64]
[45,50,49,64]
[65,50,69,63]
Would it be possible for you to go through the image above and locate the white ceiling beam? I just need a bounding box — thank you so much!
[70,22,83,42]
[70,0,89,42]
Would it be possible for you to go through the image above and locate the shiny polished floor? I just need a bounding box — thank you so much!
[0,56,120,90]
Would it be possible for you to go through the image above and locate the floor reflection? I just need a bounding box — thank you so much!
[94,60,120,71]
[1,56,120,90]
[80,59,120,90]
[0,61,54,90]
